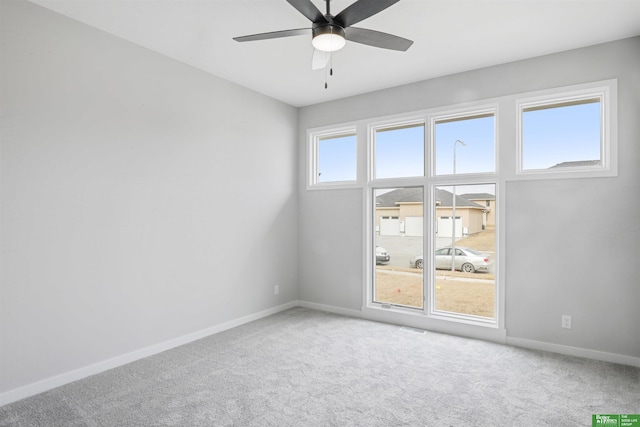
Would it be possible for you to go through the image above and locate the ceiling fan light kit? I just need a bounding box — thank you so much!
[234,0,413,76]
[312,25,346,52]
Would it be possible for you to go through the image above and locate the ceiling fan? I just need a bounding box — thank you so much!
[233,0,413,71]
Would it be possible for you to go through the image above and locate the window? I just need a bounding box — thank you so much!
[309,129,357,187]
[433,112,495,175]
[522,98,601,170]
[517,81,615,177]
[373,122,424,179]
[368,111,498,324]
[432,184,496,320]
[305,79,616,333]
[373,187,423,309]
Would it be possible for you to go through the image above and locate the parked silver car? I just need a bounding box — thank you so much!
[376,246,390,265]
[409,247,493,273]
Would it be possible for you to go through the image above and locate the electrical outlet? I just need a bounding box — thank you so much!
[562,315,572,329]
[274,285,279,295]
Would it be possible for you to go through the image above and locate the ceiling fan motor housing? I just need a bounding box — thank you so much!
[312,22,345,37]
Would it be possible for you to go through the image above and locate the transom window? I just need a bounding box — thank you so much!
[522,98,601,170]
[517,83,614,177]
[308,129,357,187]
[433,112,496,176]
[372,122,425,179]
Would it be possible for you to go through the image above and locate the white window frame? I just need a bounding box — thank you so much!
[369,118,427,182]
[307,125,359,190]
[427,181,499,326]
[515,80,617,179]
[430,107,498,178]
[366,105,501,329]
[371,185,426,311]
[304,79,617,343]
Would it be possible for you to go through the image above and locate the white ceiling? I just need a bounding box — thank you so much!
[28,0,640,107]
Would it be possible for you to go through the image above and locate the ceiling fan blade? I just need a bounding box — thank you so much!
[286,0,328,23]
[233,28,311,43]
[345,27,413,51]
[334,0,400,28]
[312,49,330,70]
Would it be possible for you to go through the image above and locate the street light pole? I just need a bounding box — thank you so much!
[451,139,466,271]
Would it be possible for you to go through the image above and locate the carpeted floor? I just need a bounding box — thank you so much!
[1,307,638,426]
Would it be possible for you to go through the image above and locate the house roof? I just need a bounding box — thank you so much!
[549,160,601,168]
[376,188,484,209]
[459,193,495,201]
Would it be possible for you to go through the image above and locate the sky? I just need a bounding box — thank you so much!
[522,101,601,169]
[434,115,495,175]
[317,133,356,183]
[317,100,601,186]
[375,125,424,179]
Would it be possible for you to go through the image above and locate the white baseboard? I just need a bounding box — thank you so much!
[507,337,640,368]
[0,301,298,407]
[297,300,364,319]
[299,300,639,368]
[3,301,637,407]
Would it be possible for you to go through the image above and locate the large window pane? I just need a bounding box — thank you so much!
[373,187,423,309]
[374,123,424,179]
[432,184,496,319]
[522,98,601,170]
[434,114,495,175]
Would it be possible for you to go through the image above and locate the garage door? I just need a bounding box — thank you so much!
[438,216,462,238]
[405,216,423,237]
[380,217,400,236]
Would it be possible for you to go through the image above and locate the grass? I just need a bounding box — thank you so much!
[434,276,494,318]
[456,225,496,253]
[374,271,424,308]
[374,227,496,318]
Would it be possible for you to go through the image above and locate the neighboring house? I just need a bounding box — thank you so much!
[375,188,487,237]
[459,193,496,228]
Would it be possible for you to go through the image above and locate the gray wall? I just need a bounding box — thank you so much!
[298,37,640,359]
[1,0,298,395]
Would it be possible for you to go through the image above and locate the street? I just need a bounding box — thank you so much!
[376,235,463,268]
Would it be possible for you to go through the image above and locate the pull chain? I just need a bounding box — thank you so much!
[324,52,333,89]
[324,22,334,89]
[325,61,328,89]
[330,52,333,76]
